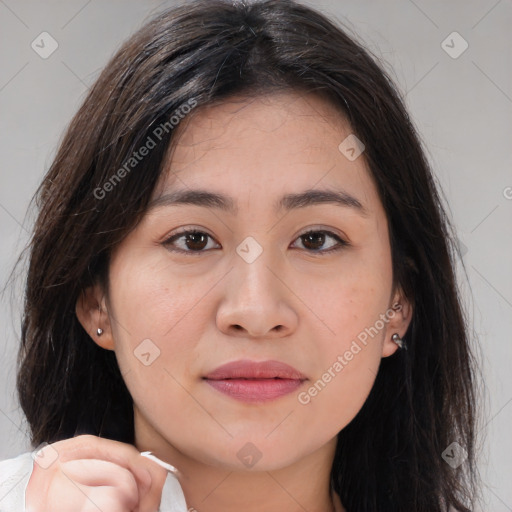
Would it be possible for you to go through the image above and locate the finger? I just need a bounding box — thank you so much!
[63,482,140,512]
[52,435,169,511]
[61,458,139,494]
[132,455,170,512]
[53,435,153,493]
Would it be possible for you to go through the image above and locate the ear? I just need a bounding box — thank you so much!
[381,290,413,358]
[75,282,115,351]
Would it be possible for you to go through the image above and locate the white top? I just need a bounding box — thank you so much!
[0,451,188,511]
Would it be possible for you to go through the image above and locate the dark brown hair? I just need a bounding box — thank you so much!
[7,0,479,510]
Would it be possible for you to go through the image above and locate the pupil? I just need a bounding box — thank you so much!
[187,232,207,250]
[304,232,324,250]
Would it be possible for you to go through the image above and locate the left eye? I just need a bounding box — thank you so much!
[162,229,348,255]
[291,229,348,253]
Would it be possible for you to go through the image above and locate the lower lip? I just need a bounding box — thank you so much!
[205,378,304,403]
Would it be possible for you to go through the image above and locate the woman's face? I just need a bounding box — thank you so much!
[83,91,411,471]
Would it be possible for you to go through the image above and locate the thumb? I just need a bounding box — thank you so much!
[136,453,171,512]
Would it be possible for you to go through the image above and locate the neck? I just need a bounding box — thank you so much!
[135,424,345,512]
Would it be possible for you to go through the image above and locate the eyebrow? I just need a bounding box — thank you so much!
[147,188,369,217]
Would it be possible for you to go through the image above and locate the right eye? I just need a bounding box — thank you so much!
[162,229,220,254]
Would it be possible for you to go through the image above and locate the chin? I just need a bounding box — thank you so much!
[202,437,312,472]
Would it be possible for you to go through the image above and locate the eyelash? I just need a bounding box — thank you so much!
[162,228,349,256]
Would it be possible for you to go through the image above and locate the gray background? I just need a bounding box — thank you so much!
[0,0,511,510]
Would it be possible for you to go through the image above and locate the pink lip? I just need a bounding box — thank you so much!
[203,359,307,403]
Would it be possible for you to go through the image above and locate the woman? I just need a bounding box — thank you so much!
[0,0,479,510]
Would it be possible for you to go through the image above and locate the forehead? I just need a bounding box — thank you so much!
[153,91,381,217]
[169,91,348,161]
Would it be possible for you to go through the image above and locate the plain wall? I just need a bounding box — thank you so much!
[1,1,510,510]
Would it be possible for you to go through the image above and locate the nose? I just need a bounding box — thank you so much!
[216,245,298,339]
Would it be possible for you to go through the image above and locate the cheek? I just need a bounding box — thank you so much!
[304,245,393,348]
[297,350,380,438]
[109,246,211,336]
[294,250,392,428]
[105,258,209,428]
[298,291,387,435]
[106,249,216,386]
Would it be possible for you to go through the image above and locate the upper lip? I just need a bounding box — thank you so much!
[204,359,307,380]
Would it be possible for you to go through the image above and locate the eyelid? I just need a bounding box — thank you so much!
[161,225,216,243]
[162,226,220,254]
[292,224,349,243]
[291,228,350,254]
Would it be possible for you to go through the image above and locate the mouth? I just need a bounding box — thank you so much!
[203,359,307,403]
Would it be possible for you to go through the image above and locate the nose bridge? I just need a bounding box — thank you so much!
[216,234,298,338]
[232,234,280,300]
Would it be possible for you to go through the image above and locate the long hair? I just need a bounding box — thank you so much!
[7,1,479,510]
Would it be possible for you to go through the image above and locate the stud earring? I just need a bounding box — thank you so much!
[96,303,104,336]
[392,333,405,350]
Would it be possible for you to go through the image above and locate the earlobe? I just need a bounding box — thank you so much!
[75,284,115,351]
[391,333,405,350]
[381,294,413,358]
[382,334,401,357]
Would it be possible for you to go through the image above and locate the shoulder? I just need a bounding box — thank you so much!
[0,451,34,511]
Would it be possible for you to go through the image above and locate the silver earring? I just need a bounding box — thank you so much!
[96,303,104,336]
[392,333,405,350]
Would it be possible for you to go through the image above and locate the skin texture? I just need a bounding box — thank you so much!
[76,91,412,512]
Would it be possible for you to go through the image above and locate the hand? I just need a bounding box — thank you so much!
[25,434,169,512]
